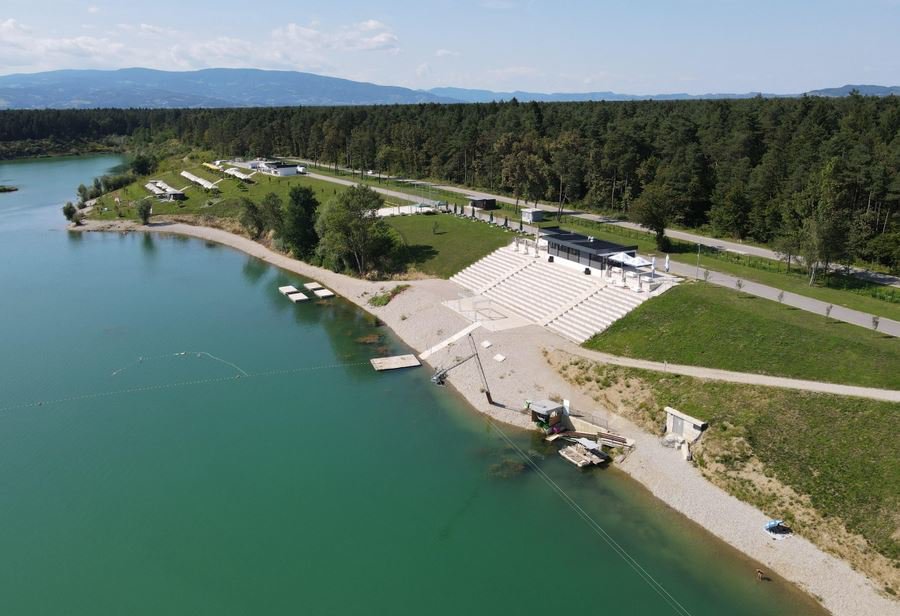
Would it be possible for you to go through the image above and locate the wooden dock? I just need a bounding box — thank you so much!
[370,355,421,371]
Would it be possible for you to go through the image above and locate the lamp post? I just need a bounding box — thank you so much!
[695,243,701,278]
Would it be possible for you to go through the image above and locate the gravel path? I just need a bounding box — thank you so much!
[76,219,899,616]
[563,346,900,402]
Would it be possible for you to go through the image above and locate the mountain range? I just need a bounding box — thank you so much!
[0,68,896,109]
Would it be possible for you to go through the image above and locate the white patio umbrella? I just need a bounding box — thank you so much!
[664,254,670,273]
[651,256,656,278]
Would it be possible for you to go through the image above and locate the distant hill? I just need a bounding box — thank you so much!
[0,68,895,109]
[0,68,456,109]
[427,86,770,103]
[428,85,900,103]
[804,84,900,97]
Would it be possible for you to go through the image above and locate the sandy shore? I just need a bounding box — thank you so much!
[76,219,898,616]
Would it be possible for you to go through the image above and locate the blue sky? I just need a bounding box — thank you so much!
[1,0,898,93]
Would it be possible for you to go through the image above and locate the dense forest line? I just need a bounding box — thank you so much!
[1,95,898,268]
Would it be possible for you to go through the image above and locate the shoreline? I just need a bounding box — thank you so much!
[75,218,898,616]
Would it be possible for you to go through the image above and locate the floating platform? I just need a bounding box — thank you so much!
[559,443,605,468]
[370,355,421,371]
[304,282,323,290]
[287,292,308,303]
[279,285,299,296]
[314,289,335,298]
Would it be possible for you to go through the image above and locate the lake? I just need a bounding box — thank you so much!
[0,155,825,615]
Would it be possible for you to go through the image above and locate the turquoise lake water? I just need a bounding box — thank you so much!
[0,155,826,615]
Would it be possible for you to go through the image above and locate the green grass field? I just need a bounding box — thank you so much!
[386,213,518,278]
[585,282,899,389]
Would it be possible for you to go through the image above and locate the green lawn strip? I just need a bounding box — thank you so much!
[555,217,900,321]
[585,282,900,389]
[614,366,900,563]
[385,213,517,278]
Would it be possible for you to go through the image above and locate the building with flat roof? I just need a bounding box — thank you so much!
[540,227,638,270]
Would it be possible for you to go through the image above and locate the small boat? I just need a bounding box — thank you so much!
[764,519,793,540]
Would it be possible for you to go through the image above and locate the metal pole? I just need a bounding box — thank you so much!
[696,243,700,278]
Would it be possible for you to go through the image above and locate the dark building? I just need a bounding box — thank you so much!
[469,197,498,210]
[541,227,638,270]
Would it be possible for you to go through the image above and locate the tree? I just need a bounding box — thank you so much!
[62,202,77,223]
[315,185,395,275]
[283,186,319,258]
[259,192,284,237]
[130,153,155,176]
[239,197,265,239]
[136,200,152,225]
[631,181,676,250]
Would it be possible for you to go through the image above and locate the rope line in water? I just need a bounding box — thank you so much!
[111,351,249,377]
[0,360,370,414]
[487,421,694,616]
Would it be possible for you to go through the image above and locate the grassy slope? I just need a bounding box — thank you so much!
[585,282,900,389]
[386,213,517,278]
[91,159,411,222]
[631,368,900,563]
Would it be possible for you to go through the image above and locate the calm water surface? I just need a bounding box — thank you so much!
[0,155,826,615]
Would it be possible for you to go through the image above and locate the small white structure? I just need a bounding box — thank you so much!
[224,168,255,182]
[144,180,184,201]
[287,292,309,303]
[314,289,335,298]
[297,165,307,175]
[260,161,299,176]
[278,285,299,296]
[664,406,707,443]
[304,282,323,290]
[180,170,220,191]
[522,208,544,223]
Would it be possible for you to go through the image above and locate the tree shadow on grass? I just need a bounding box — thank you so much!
[388,243,438,274]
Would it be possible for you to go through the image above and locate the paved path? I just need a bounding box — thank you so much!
[562,345,900,402]
[306,171,438,206]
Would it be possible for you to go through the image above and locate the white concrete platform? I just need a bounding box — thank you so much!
[371,355,421,371]
[304,282,323,290]
[287,292,308,303]
[279,285,299,295]
[314,289,335,298]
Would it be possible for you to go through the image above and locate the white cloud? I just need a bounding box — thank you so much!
[0,18,399,74]
[272,20,399,54]
[435,49,460,58]
[415,62,430,78]
[0,18,126,69]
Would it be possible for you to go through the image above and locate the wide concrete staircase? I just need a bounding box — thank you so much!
[451,246,654,343]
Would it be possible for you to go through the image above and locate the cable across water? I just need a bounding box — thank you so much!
[487,420,694,616]
[0,358,370,414]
